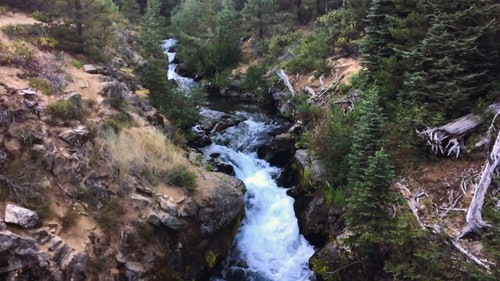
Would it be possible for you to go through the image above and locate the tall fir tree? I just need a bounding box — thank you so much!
[347,87,387,188]
[242,0,277,40]
[403,0,498,120]
[360,0,395,73]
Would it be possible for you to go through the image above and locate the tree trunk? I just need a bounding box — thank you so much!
[275,69,296,96]
[458,131,500,238]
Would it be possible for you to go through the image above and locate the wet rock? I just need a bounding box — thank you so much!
[4,204,39,228]
[296,194,329,247]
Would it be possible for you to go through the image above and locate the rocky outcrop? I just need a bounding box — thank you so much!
[0,230,87,281]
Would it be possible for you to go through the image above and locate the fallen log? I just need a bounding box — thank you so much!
[458,129,500,238]
[431,224,491,270]
[417,103,500,158]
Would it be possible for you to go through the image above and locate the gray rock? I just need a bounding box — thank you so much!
[160,213,187,230]
[4,204,39,228]
[82,64,103,74]
[196,173,245,234]
[0,230,49,276]
[147,211,162,227]
[158,195,179,216]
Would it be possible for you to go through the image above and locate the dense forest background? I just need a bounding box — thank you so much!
[2,0,499,280]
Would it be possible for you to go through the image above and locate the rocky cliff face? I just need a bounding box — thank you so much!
[0,17,245,279]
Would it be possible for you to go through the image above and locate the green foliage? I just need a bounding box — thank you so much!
[293,94,323,126]
[241,64,267,93]
[171,0,240,77]
[95,198,122,234]
[71,60,83,69]
[0,5,7,14]
[29,77,57,96]
[46,100,84,121]
[241,0,277,40]
[347,87,386,187]
[140,0,167,60]
[324,182,346,207]
[403,0,498,119]
[60,208,79,231]
[204,250,217,269]
[267,32,299,58]
[31,11,58,23]
[106,111,134,133]
[117,0,141,23]
[283,33,329,74]
[311,105,354,187]
[165,166,197,192]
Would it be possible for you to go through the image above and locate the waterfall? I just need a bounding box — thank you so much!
[203,111,315,281]
[161,38,196,90]
[161,38,315,280]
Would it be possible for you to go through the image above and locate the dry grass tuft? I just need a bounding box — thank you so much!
[101,126,189,180]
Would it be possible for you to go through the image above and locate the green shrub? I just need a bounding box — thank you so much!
[95,198,121,234]
[165,166,197,192]
[241,65,267,93]
[71,60,83,69]
[106,111,133,133]
[31,11,58,23]
[11,41,35,62]
[61,208,79,231]
[46,100,84,121]
[29,77,57,95]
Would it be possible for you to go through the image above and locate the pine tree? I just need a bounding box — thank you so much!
[242,0,277,40]
[118,0,142,23]
[211,0,240,72]
[403,0,498,119]
[360,0,395,73]
[139,0,200,130]
[345,149,397,279]
[347,87,386,188]
[140,0,167,59]
[343,87,396,278]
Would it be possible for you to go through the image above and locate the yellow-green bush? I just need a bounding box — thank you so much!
[46,100,84,121]
[29,77,57,95]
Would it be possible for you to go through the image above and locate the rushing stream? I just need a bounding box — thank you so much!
[201,109,315,281]
[162,39,315,281]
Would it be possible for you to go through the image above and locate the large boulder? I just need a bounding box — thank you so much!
[177,172,245,280]
[0,230,49,278]
[4,204,39,228]
[195,173,245,235]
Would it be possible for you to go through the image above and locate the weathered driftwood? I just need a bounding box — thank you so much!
[395,182,426,229]
[417,103,500,158]
[431,224,491,270]
[275,69,296,97]
[333,89,361,116]
[458,130,500,238]
[302,86,316,97]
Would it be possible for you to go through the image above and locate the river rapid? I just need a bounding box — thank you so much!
[162,39,315,281]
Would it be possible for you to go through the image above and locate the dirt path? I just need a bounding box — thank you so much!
[0,12,40,28]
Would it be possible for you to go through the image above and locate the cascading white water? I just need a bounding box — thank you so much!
[161,38,196,89]
[203,110,315,281]
[161,39,315,280]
